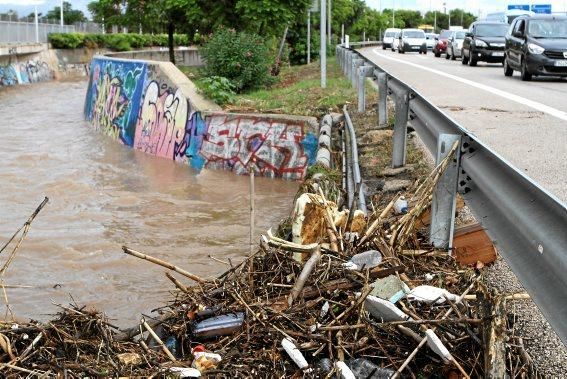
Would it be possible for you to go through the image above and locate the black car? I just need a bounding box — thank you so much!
[504,15,567,81]
[462,22,509,66]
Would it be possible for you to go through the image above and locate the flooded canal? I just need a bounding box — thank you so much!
[0,80,298,326]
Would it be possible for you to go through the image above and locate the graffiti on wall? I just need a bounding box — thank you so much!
[134,80,191,160]
[84,57,318,180]
[84,58,146,145]
[199,115,317,180]
[0,60,52,87]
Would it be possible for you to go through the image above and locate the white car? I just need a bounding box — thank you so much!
[446,30,466,60]
[398,29,427,54]
[391,31,401,52]
[382,28,401,50]
[425,33,438,49]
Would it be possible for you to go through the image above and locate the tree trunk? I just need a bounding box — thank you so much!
[168,20,175,64]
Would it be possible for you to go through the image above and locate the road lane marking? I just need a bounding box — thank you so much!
[371,48,567,122]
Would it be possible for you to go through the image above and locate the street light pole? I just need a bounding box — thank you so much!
[60,0,63,26]
[320,0,326,88]
[392,0,395,27]
[307,10,311,64]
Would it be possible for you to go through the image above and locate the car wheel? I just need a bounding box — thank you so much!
[382,44,386,50]
[434,51,440,57]
[503,59,513,77]
[520,58,532,81]
[451,52,456,60]
[445,51,450,60]
[423,50,427,55]
[468,52,477,66]
[462,51,469,65]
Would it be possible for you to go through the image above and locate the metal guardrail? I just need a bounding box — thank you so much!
[336,43,567,345]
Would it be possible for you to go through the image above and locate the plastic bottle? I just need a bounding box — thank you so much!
[165,336,178,357]
[348,358,395,378]
[346,250,382,270]
[393,196,408,214]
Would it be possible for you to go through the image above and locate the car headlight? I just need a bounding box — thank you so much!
[475,40,487,47]
[527,43,544,54]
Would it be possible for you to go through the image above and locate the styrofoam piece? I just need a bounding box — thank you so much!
[335,361,356,379]
[407,285,459,304]
[425,329,453,363]
[364,294,410,322]
[168,367,201,377]
[281,338,309,369]
[320,301,330,318]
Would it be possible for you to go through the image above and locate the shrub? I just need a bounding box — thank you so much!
[47,33,189,50]
[48,33,84,49]
[197,76,236,105]
[200,28,274,92]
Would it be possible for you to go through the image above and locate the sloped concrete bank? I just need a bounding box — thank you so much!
[84,56,319,180]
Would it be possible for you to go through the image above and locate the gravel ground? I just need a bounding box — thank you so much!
[483,256,567,377]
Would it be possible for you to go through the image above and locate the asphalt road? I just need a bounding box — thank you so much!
[358,46,567,374]
[358,46,567,203]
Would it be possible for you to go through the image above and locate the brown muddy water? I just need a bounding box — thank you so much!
[0,80,298,326]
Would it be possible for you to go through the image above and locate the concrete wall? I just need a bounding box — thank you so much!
[105,48,203,67]
[0,44,58,87]
[84,56,318,180]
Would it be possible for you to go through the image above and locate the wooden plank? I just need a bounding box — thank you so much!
[453,222,497,266]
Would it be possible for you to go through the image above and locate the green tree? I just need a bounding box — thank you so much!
[47,1,87,24]
[448,8,476,29]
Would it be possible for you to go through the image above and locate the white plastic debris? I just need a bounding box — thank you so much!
[425,329,453,363]
[363,294,410,322]
[320,301,330,318]
[168,367,202,378]
[393,196,408,214]
[343,250,382,271]
[424,273,435,281]
[281,338,309,369]
[335,361,356,379]
[407,285,459,304]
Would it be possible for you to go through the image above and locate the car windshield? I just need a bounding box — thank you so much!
[385,32,396,37]
[404,31,425,38]
[476,24,509,37]
[439,31,452,39]
[455,31,466,39]
[528,19,567,38]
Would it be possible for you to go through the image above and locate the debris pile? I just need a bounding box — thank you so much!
[0,145,540,378]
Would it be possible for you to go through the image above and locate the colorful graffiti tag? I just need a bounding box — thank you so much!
[84,58,146,145]
[0,60,52,87]
[85,57,317,180]
[200,115,317,180]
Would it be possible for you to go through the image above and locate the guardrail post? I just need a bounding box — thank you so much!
[345,51,353,77]
[351,58,364,87]
[357,65,374,113]
[392,90,410,168]
[376,72,388,127]
[430,133,461,250]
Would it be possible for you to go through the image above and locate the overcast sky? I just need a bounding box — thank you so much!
[1,0,566,20]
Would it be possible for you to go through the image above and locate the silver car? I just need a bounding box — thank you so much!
[446,30,466,60]
[426,33,438,49]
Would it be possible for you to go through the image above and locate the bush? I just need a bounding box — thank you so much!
[47,33,190,50]
[200,28,274,92]
[48,33,84,49]
[197,76,236,105]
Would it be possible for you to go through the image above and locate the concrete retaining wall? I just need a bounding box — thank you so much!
[84,56,317,180]
[0,44,58,87]
[105,48,203,67]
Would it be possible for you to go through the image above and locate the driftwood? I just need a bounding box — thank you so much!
[122,246,206,283]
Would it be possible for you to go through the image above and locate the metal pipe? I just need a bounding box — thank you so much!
[343,106,367,214]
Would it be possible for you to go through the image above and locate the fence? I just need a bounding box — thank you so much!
[336,42,567,345]
[0,16,102,44]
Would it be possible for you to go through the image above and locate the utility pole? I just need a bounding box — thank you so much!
[34,6,39,43]
[341,23,344,44]
[392,0,395,27]
[327,0,332,44]
[307,10,311,64]
[320,0,326,88]
[60,0,64,26]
